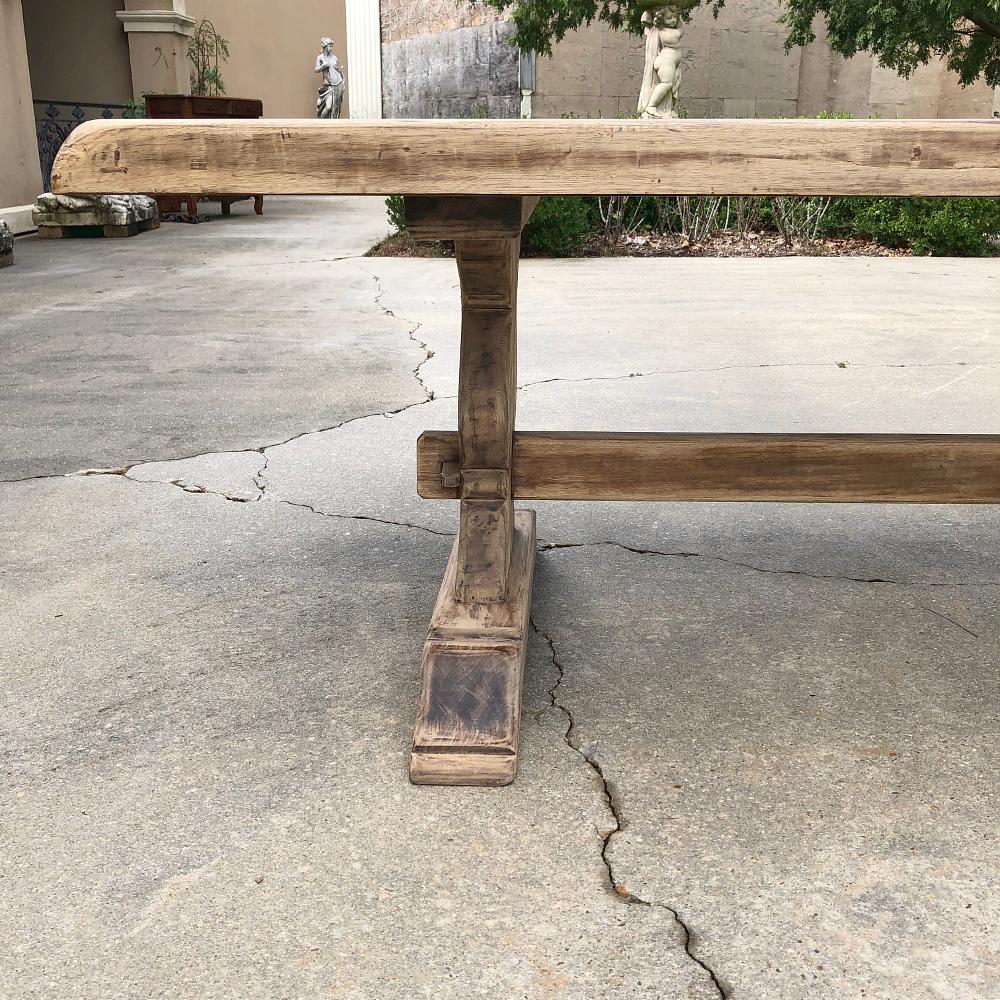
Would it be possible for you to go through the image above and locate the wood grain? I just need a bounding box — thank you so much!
[410,510,536,787]
[405,196,539,239]
[409,199,536,786]
[417,431,1000,503]
[454,237,519,603]
[52,118,1000,196]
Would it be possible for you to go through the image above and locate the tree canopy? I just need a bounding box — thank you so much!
[482,0,1000,87]
[783,1,1000,87]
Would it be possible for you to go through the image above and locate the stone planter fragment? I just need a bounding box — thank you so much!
[32,193,160,239]
[0,221,13,267]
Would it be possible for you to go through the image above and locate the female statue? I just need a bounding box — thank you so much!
[315,37,345,119]
[637,6,684,119]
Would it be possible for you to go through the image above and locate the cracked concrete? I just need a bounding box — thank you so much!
[0,197,408,480]
[369,255,1000,398]
[532,619,730,997]
[529,543,999,999]
[2,197,999,998]
[1,476,716,1000]
[374,273,436,403]
[260,369,1000,589]
[128,451,266,502]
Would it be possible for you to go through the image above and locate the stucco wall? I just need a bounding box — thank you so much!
[23,0,133,106]
[21,0,349,116]
[533,0,996,119]
[380,0,519,118]
[185,0,350,116]
[0,0,43,211]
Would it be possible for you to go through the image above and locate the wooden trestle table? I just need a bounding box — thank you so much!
[52,117,1000,786]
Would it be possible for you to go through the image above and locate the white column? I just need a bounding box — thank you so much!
[1,0,43,231]
[117,2,195,97]
[345,0,383,119]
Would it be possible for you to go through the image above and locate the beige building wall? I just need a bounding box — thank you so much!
[1,0,44,221]
[26,0,350,116]
[185,0,350,116]
[23,0,133,105]
[534,0,995,119]
[119,0,193,96]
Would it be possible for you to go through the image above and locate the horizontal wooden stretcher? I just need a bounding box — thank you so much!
[53,118,1000,786]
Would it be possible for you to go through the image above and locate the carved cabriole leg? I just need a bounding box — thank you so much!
[408,198,537,786]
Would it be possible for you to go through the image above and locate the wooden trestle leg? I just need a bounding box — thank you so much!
[407,197,538,786]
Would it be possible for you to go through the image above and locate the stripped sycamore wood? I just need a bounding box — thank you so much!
[409,197,537,785]
[405,196,539,239]
[52,118,1000,197]
[454,237,520,603]
[417,431,1000,503]
[410,510,536,787]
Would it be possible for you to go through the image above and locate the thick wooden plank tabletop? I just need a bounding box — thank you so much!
[52,118,1000,197]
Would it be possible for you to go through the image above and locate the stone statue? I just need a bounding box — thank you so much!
[315,37,345,119]
[637,6,685,119]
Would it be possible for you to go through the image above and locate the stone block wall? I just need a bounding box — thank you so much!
[533,0,997,120]
[380,0,520,118]
[381,0,500,43]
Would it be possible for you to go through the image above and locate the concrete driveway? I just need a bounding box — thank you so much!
[2,197,998,999]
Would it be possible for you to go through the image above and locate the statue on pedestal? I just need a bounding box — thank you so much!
[315,37,345,119]
[637,6,685,119]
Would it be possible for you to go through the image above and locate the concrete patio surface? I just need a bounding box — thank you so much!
[2,197,998,999]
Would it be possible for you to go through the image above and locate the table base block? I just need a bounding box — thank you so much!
[410,509,536,786]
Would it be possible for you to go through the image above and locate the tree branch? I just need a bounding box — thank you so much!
[967,13,1000,40]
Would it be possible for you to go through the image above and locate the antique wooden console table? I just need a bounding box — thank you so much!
[144,96,265,219]
[52,118,1000,786]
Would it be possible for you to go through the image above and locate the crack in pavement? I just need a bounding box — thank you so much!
[919,604,980,637]
[3,354,992,489]
[253,453,269,501]
[140,478,259,504]
[122,472,259,505]
[1,278,438,491]
[0,394,436,488]
[279,498,454,537]
[537,539,1000,589]
[517,358,989,391]
[7,462,998,591]
[407,321,435,401]
[5,456,998,590]
[372,272,436,402]
[529,619,730,999]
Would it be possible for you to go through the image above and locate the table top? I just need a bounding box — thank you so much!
[52,117,1000,198]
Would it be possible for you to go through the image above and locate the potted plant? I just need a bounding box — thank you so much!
[187,18,230,97]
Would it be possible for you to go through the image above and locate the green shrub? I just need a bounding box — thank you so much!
[522,196,594,256]
[823,197,1000,256]
[811,110,854,120]
[122,97,147,119]
[385,195,406,233]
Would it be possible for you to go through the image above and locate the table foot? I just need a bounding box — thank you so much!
[410,509,536,786]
